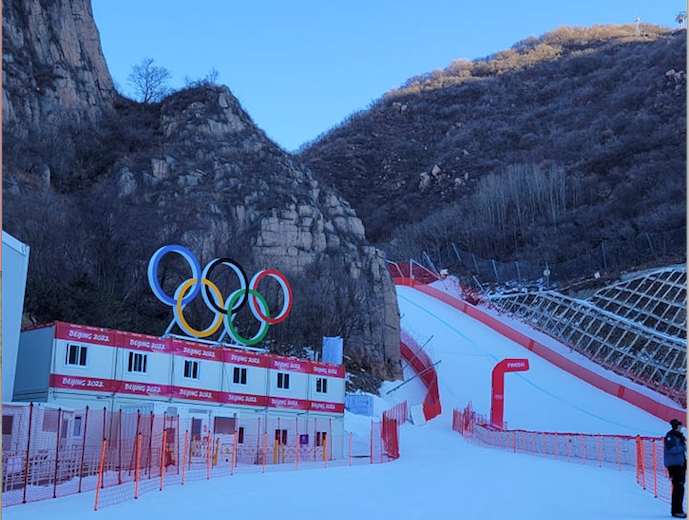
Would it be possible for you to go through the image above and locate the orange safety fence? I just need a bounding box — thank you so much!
[452,403,672,504]
[2,402,402,510]
[2,403,110,507]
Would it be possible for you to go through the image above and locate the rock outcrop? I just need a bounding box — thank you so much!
[2,0,116,130]
[2,0,402,384]
[119,85,402,380]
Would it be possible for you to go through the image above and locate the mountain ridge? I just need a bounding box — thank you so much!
[298,24,686,278]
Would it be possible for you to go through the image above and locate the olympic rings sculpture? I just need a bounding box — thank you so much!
[147,244,292,346]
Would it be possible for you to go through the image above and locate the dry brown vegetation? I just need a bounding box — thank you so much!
[299,24,686,276]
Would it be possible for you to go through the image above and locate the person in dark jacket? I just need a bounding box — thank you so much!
[664,418,687,518]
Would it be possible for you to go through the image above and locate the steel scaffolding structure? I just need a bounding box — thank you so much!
[487,265,687,407]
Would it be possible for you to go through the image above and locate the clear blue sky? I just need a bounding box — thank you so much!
[92,0,684,152]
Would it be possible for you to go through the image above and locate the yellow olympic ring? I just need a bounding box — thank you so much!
[174,278,225,338]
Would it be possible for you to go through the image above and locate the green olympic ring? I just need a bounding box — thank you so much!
[224,289,270,346]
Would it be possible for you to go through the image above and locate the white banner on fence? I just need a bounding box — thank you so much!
[410,404,426,425]
[322,336,343,365]
[345,394,374,416]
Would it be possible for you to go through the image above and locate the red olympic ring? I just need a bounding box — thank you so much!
[248,269,293,325]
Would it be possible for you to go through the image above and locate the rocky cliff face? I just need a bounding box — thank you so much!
[2,0,402,385]
[2,0,115,131]
[116,85,402,381]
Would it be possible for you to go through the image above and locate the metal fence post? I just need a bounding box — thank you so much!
[78,406,89,493]
[22,403,34,504]
[94,438,107,511]
[159,429,167,491]
[53,408,62,498]
[135,433,142,499]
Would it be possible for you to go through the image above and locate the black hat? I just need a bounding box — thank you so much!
[670,419,683,428]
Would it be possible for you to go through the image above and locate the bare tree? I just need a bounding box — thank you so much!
[127,58,172,103]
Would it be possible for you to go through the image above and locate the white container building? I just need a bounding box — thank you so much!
[2,231,30,402]
[13,321,347,461]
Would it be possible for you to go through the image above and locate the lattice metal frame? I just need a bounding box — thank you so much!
[488,265,687,406]
[590,267,687,338]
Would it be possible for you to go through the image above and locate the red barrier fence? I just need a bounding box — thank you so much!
[387,261,441,285]
[381,417,400,460]
[378,402,405,462]
[382,401,408,426]
[399,330,441,421]
[2,402,401,510]
[393,277,685,422]
[453,403,671,504]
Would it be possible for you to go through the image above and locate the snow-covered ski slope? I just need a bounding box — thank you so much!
[4,280,683,520]
[391,283,681,437]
